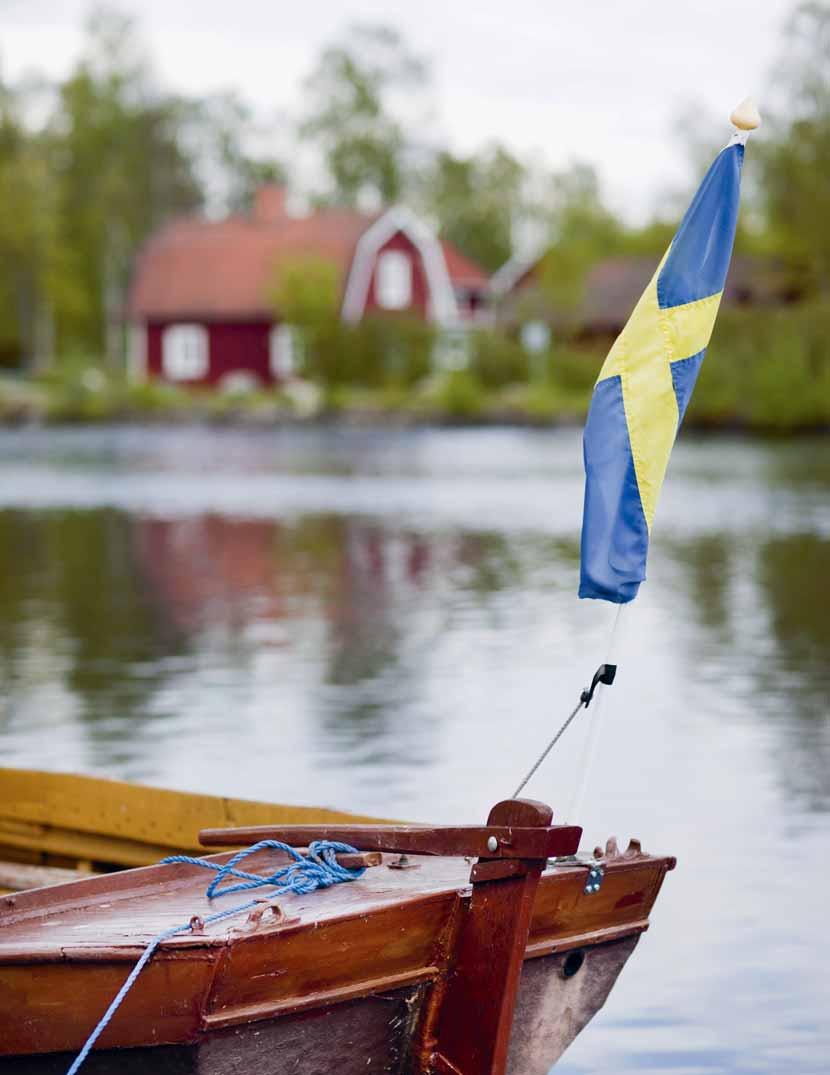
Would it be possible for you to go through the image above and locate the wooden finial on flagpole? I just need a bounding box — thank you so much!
[730,97,761,131]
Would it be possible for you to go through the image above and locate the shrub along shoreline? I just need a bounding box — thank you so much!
[2,305,828,434]
[0,372,827,434]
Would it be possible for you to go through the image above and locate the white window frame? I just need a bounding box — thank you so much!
[270,323,303,379]
[375,249,412,310]
[161,323,209,381]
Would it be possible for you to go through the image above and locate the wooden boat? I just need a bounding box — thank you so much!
[0,791,675,1074]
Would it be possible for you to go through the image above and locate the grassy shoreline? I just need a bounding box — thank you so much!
[0,374,827,435]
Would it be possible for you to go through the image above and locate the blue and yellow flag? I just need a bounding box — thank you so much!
[579,140,745,603]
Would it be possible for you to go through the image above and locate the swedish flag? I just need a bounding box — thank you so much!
[579,138,746,603]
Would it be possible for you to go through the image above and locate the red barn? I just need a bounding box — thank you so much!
[127,187,490,388]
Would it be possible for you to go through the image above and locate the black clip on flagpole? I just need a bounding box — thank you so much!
[580,664,617,708]
[512,663,618,797]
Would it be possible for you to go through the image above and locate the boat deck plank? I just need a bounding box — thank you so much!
[0,846,667,962]
[0,849,475,957]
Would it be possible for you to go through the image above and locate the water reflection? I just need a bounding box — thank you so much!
[0,509,189,743]
[659,527,830,816]
[757,534,830,811]
[0,482,827,810]
[681,535,734,635]
[759,534,829,704]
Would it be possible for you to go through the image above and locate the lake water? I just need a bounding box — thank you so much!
[0,424,828,1073]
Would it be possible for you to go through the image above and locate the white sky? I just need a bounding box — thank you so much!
[2,0,794,221]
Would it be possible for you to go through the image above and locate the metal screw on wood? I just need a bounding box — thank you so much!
[486,836,499,853]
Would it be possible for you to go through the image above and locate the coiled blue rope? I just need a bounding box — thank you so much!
[65,839,365,1075]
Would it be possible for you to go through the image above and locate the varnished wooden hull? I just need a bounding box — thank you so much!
[0,841,674,1072]
[0,937,639,1074]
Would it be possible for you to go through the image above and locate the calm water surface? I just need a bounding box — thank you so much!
[0,425,828,1073]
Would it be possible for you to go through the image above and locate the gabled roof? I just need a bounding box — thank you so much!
[128,196,489,324]
[440,242,491,289]
[581,254,794,330]
[490,248,544,297]
[128,208,371,321]
[580,256,657,333]
[341,206,457,325]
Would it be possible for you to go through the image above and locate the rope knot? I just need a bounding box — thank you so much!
[161,838,366,901]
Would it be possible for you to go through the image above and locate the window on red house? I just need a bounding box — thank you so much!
[162,324,208,381]
[270,324,303,378]
[376,250,412,310]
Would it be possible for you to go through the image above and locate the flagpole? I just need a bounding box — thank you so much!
[563,98,760,836]
[568,601,627,826]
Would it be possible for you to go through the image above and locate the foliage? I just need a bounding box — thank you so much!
[548,345,603,393]
[536,163,626,315]
[424,147,523,272]
[414,370,486,419]
[304,318,434,389]
[0,7,282,369]
[469,331,529,388]
[270,255,341,327]
[53,8,203,357]
[0,83,81,370]
[760,1,830,296]
[299,23,426,206]
[689,303,830,430]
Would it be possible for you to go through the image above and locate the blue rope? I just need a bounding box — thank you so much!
[161,838,366,899]
[65,840,365,1075]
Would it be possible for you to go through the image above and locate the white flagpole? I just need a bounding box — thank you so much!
[568,602,627,825]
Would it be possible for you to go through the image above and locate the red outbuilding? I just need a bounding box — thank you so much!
[127,187,490,388]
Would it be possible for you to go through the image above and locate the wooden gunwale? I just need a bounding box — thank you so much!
[524,918,650,958]
[0,854,672,964]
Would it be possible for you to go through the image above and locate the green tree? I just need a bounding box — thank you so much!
[52,7,202,359]
[536,163,624,320]
[425,146,523,272]
[270,255,341,327]
[269,254,341,381]
[300,23,427,206]
[0,79,80,370]
[760,0,830,295]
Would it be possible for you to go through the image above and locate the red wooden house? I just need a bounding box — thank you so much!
[127,187,489,388]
